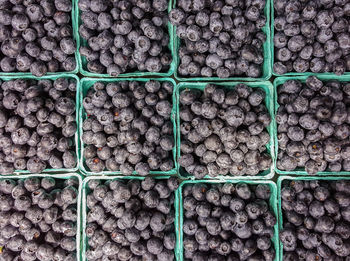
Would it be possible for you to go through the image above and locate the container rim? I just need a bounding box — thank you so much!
[75,0,176,78]
[81,175,180,261]
[277,175,350,260]
[172,0,272,81]
[273,75,350,176]
[175,81,276,180]
[0,2,79,76]
[176,179,279,261]
[0,173,83,261]
[78,77,178,176]
[0,74,80,175]
[270,2,350,77]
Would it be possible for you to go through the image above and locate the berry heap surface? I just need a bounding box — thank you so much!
[78,0,172,76]
[169,0,267,78]
[85,177,179,261]
[0,78,77,175]
[280,179,350,260]
[276,76,350,174]
[182,182,276,260]
[0,0,76,76]
[0,176,79,261]
[178,83,272,178]
[82,80,175,175]
[273,0,350,75]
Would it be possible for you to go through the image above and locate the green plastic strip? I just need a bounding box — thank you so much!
[81,175,181,261]
[274,75,350,175]
[75,0,176,78]
[0,173,83,261]
[78,77,178,176]
[172,0,272,81]
[271,3,350,77]
[176,179,279,261]
[175,81,276,179]
[0,3,79,76]
[277,175,350,260]
[0,74,80,175]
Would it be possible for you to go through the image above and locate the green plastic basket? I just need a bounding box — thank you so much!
[79,78,178,176]
[274,75,350,176]
[0,173,83,260]
[175,81,276,179]
[271,3,350,77]
[172,0,272,82]
[277,175,350,260]
[0,74,80,175]
[81,175,181,261]
[0,3,79,76]
[176,179,279,261]
[75,0,176,78]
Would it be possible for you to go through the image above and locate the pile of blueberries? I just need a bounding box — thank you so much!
[276,76,350,174]
[82,80,175,175]
[178,84,272,178]
[182,182,276,260]
[0,176,79,261]
[0,78,77,175]
[169,0,267,78]
[280,179,350,260]
[85,177,178,261]
[0,0,76,76]
[274,0,350,75]
[78,0,172,76]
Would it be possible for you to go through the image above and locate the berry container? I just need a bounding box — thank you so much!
[78,77,178,176]
[273,75,350,176]
[271,3,350,77]
[277,175,350,260]
[175,81,276,179]
[81,175,181,260]
[75,0,176,78]
[0,173,83,261]
[172,0,272,82]
[0,3,79,77]
[176,179,279,261]
[0,74,80,175]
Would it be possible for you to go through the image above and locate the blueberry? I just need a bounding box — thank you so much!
[62,207,77,222]
[133,162,149,176]
[60,37,76,55]
[62,151,76,168]
[35,244,54,261]
[11,128,30,145]
[55,97,75,116]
